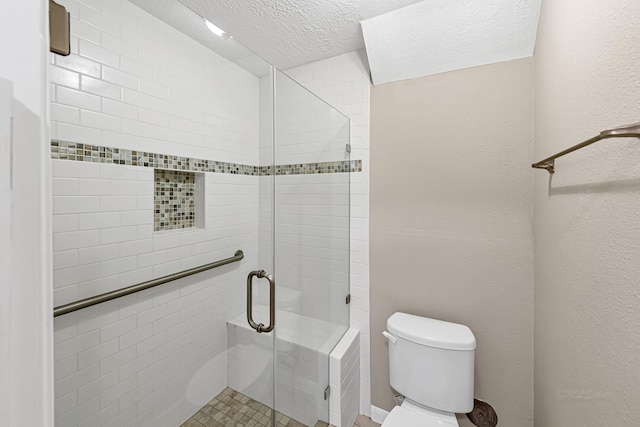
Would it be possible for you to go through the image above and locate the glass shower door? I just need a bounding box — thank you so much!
[273,70,351,426]
[228,66,277,427]
[239,68,350,427]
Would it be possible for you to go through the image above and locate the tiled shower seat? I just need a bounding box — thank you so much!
[227,306,348,426]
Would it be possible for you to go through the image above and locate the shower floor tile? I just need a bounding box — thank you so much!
[180,387,328,427]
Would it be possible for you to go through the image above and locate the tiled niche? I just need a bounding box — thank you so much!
[154,169,205,232]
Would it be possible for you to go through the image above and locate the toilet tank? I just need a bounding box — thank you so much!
[386,312,476,413]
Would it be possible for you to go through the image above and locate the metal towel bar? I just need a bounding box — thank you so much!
[532,121,640,174]
[53,249,244,317]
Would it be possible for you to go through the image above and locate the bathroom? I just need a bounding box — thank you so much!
[2,0,640,426]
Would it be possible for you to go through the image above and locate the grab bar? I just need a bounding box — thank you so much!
[53,249,244,317]
[532,121,640,174]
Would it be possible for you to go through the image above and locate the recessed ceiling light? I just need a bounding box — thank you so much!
[205,19,226,38]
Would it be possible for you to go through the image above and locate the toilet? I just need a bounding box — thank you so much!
[382,312,476,426]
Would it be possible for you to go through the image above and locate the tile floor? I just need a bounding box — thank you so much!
[180,387,381,427]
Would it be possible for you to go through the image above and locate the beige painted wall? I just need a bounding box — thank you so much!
[534,0,640,425]
[370,58,534,426]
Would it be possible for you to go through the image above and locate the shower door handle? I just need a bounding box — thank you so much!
[246,270,275,333]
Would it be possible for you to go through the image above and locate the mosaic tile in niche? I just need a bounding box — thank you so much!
[154,169,196,232]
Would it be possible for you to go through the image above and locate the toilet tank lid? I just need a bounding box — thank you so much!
[387,312,476,351]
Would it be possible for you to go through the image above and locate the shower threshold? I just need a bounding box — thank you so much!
[180,387,331,427]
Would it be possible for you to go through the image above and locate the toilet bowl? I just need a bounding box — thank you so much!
[381,312,476,427]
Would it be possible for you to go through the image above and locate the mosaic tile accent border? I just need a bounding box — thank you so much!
[273,160,359,175]
[51,140,362,175]
[154,170,196,232]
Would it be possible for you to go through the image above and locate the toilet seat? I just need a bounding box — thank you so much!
[382,404,459,427]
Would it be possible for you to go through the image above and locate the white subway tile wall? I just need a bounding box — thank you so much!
[53,163,259,426]
[51,1,368,426]
[54,268,247,427]
[285,50,372,416]
[51,1,260,426]
[257,70,354,329]
[50,0,262,305]
[275,72,351,166]
[270,71,351,329]
[274,173,350,325]
[50,0,259,165]
[330,329,360,427]
[52,161,259,307]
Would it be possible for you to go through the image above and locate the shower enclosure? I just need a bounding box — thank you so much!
[50,1,351,426]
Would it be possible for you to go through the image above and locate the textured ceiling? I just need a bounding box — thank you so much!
[176,0,424,70]
[362,0,542,85]
[131,0,542,84]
